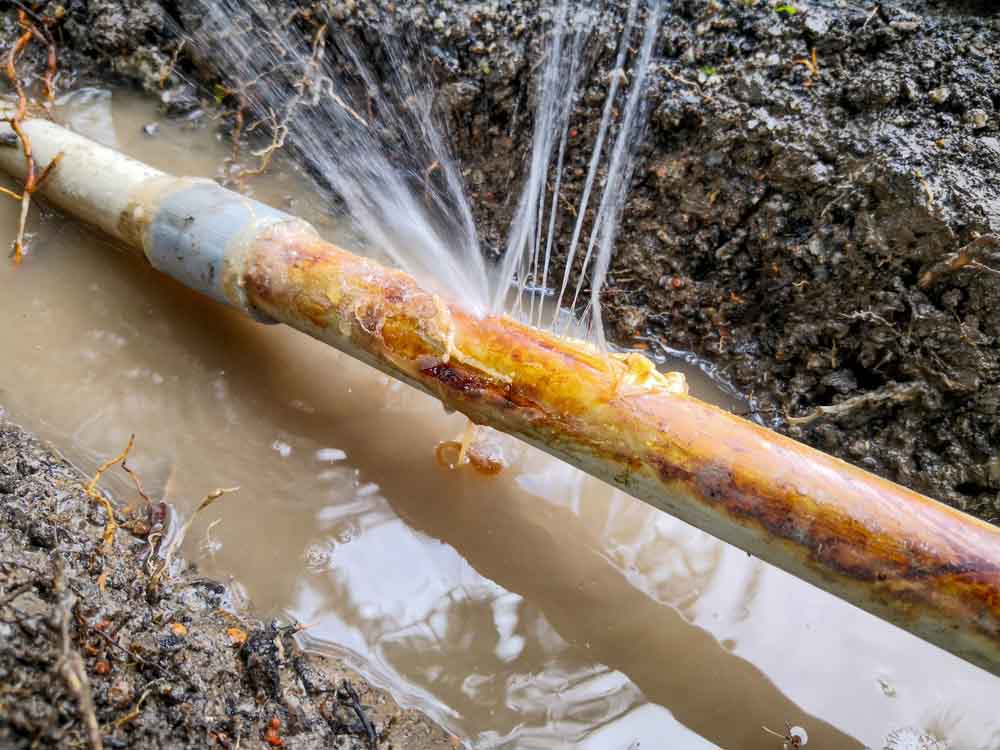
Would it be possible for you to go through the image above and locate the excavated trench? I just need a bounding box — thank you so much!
[2,1,1000,749]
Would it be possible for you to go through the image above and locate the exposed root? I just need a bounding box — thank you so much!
[110,681,161,730]
[664,68,701,90]
[918,234,1000,289]
[786,382,927,426]
[422,159,441,205]
[793,48,819,79]
[83,435,136,552]
[2,7,63,265]
[227,21,332,191]
[914,168,934,207]
[120,454,152,505]
[231,107,290,190]
[158,39,186,89]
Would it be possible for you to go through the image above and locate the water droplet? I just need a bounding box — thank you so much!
[316,448,346,462]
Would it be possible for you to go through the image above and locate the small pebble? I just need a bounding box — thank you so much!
[965,109,988,129]
[928,86,950,106]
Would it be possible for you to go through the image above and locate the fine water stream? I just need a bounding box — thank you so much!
[1,89,999,750]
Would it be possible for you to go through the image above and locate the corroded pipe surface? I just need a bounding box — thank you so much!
[3,115,1000,677]
[241,223,1000,677]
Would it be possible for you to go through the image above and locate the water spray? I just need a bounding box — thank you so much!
[3,113,1000,678]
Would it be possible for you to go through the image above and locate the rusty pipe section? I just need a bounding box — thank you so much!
[3,117,1000,677]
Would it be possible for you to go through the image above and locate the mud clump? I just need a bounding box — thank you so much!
[5,0,1000,526]
[0,417,454,750]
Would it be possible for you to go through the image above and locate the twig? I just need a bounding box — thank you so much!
[53,563,102,750]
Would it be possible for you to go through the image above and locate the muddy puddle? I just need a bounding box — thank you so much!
[1,90,998,750]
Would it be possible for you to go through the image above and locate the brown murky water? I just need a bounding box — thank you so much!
[2,90,998,750]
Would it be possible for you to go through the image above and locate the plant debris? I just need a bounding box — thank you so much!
[2,4,63,265]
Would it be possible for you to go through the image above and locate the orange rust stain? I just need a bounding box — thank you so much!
[116,200,154,259]
[380,316,437,361]
[241,229,1000,645]
[633,393,1000,633]
[468,450,505,475]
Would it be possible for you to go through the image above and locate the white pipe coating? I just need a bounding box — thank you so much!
[0,114,164,243]
[0,113,303,315]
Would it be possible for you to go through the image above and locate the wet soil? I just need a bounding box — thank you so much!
[25,0,998,522]
[0,415,455,749]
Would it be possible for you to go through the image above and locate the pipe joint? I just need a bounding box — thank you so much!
[142,179,314,323]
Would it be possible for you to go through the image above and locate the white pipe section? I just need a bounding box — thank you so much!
[0,112,305,316]
[0,114,163,243]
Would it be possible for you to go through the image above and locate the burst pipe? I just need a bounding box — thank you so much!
[3,115,1000,678]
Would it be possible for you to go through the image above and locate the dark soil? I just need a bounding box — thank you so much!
[0,416,455,750]
[24,0,996,523]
